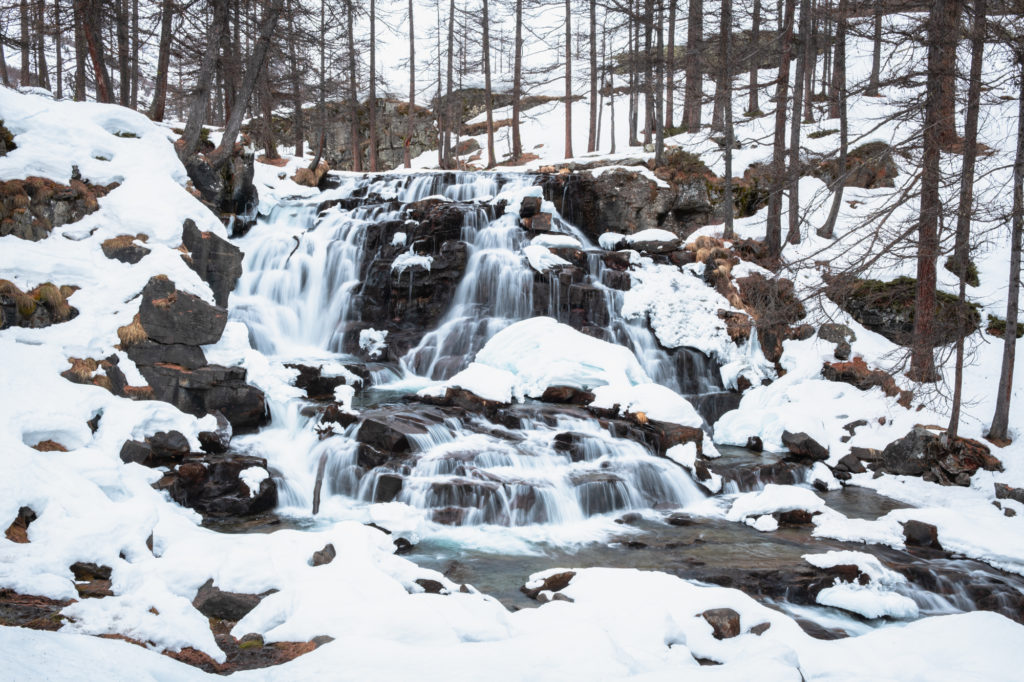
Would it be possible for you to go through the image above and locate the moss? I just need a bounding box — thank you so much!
[944,256,980,288]
[661,148,711,176]
[808,129,839,139]
[113,131,139,139]
[987,314,1024,339]
[743,108,765,118]
[117,313,148,348]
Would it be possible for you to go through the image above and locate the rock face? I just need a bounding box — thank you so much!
[181,219,244,307]
[124,275,267,433]
[540,168,713,242]
[875,426,1002,485]
[184,152,258,233]
[0,176,118,241]
[827,275,979,347]
[0,280,77,330]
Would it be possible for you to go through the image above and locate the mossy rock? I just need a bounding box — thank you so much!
[944,256,980,288]
[808,129,839,139]
[0,120,16,156]
[987,314,1024,339]
[827,275,980,347]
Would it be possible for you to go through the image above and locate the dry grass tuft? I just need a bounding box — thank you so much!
[117,313,148,348]
[30,282,71,321]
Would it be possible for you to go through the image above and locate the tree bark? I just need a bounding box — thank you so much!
[181,0,229,159]
[722,0,734,238]
[785,0,810,245]
[116,0,130,106]
[347,0,361,172]
[989,53,1024,442]
[443,0,455,168]
[79,0,113,103]
[817,0,846,240]
[368,0,379,171]
[483,0,497,167]
[683,0,702,132]
[405,0,415,168]
[512,0,523,160]
[130,0,139,108]
[310,0,327,171]
[208,0,285,170]
[149,0,174,120]
[949,0,986,438]
[801,0,815,124]
[35,0,50,90]
[934,0,961,150]
[866,2,881,96]
[748,0,760,115]
[73,0,87,99]
[20,0,30,87]
[565,0,574,159]
[909,0,953,382]
[588,0,598,152]
[765,0,795,258]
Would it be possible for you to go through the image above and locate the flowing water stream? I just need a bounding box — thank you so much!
[224,171,1024,634]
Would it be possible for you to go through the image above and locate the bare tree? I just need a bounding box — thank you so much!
[512,0,523,160]
[181,0,229,160]
[346,0,361,171]
[405,0,415,168]
[149,0,174,120]
[747,0,760,115]
[482,0,497,167]
[588,0,598,152]
[682,0,702,132]
[368,0,379,171]
[666,0,676,128]
[817,0,846,240]
[20,0,29,86]
[721,0,734,238]
[785,0,811,245]
[565,0,574,159]
[116,0,130,106]
[765,0,795,257]
[866,1,881,96]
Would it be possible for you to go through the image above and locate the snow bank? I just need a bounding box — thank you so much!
[523,244,570,273]
[726,484,826,523]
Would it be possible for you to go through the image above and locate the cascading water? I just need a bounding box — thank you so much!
[230,171,730,527]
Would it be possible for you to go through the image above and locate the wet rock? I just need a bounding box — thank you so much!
[553,432,589,462]
[138,276,227,347]
[285,363,348,401]
[836,453,867,474]
[877,426,1002,484]
[519,196,541,218]
[192,579,267,621]
[157,455,277,518]
[183,152,258,232]
[818,323,856,360]
[701,608,741,640]
[775,509,817,525]
[311,544,336,567]
[540,385,595,406]
[373,473,404,503]
[355,412,431,454]
[782,431,829,461]
[521,571,576,600]
[181,219,244,307]
[125,340,208,370]
[140,363,268,433]
[393,537,414,554]
[745,436,764,452]
[523,212,552,232]
[198,412,233,454]
[119,431,190,468]
[902,520,943,551]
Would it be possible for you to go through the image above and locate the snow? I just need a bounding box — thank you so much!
[392,250,433,273]
[334,385,356,412]
[726,484,826,523]
[599,232,626,250]
[358,328,388,359]
[591,383,704,429]
[522,244,570,273]
[437,362,516,404]
[625,228,679,245]
[391,232,408,247]
[530,233,582,249]
[239,467,269,498]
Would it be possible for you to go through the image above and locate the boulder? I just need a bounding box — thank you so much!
[101,234,151,264]
[181,219,244,307]
[183,152,258,232]
[817,323,856,360]
[157,455,277,517]
[701,608,741,640]
[540,385,595,405]
[285,363,349,401]
[138,276,227,347]
[995,483,1024,505]
[192,579,267,621]
[902,520,942,550]
[781,431,829,461]
[0,176,118,241]
[119,431,190,467]
[198,412,233,454]
[521,571,576,600]
[310,543,337,567]
[822,357,913,408]
[878,426,1002,485]
[139,364,268,433]
[373,473,404,503]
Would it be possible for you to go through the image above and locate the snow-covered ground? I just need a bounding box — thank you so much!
[3,8,1024,680]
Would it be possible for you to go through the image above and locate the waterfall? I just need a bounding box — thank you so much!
[230,171,732,527]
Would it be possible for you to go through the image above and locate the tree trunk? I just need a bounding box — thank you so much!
[643,0,654,145]
[712,0,727,133]
[347,0,361,172]
[565,0,574,159]
[73,0,87,99]
[666,0,676,128]
[989,53,1024,442]
[116,0,130,106]
[588,0,598,152]
[80,0,113,103]
[181,0,229,159]
[683,0,702,132]
[722,0,734,238]
[628,7,638,144]
[765,0,795,258]
[909,0,953,382]
[259,67,279,159]
[35,0,50,91]
[483,0,496,167]
[934,0,961,150]
[310,0,327,171]
[654,4,665,164]
[368,0,379,171]
[208,0,285,170]
[512,0,523,160]
[817,0,846,240]
[866,2,881,96]
[20,0,30,87]
[785,0,810,245]
[149,0,174,120]
[443,0,455,168]
[405,0,415,168]
[130,0,139,108]
[801,0,815,124]
[949,0,986,438]
[0,20,9,87]
[748,0,760,115]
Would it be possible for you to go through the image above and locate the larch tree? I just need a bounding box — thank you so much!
[682,0,702,131]
[482,0,497,167]
[765,0,795,257]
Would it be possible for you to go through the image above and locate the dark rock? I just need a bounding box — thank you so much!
[781,431,829,461]
[0,176,117,241]
[818,323,856,360]
[540,385,595,405]
[149,430,191,461]
[745,436,764,452]
[902,520,942,550]
[101,236,151,264]
[285,363,349,401]
[138,276,227,347]
[69,562,112,581]
[393,537,414,554]
[311,543,336,567]
[183,152,258,232]
[701,608,741,640]
[811,141,899,190]
[181,219,244,307]
[157,455,277,518]
[4,507,36,543]
[836,453,867,474]
[373,473,404,503]
[519,196,542,218]
[139,363,268,433]
[126,340,208,370]
[995,483,1024,505]
[192,579,266,621]
[198,412,233,454]
[415,579,445,594]
[521,571,576,599]
[878,426,1002,484]
[749,622,771,636]
[822,357,913,408]
[776,509,817,525]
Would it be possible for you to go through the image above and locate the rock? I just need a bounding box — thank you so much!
[817,323,856,360]
[373,473,404,503]
[902,520,942,550]
[749,622,771,636]
[354,412,431,454]
[125,340,208,370]
[183,152,258,232]
[519,196,542,218]
[995,483,1024,505]
[291,160,330,187]
[878,426,1002,485]
[138,276,227,347]
[540,385,595,405]
[119,431,190,467]
[139,363,268,433]
[415,579,445,594]
[0,176,118,241]
[521,571,576,600]
[702,608,741,640]
[192,579,266,621]
[811,141,899,190]
[157,455,277,518]
[198,412,233,454]
[836,453,867,474]
[181,219,244,307]
[311,543,336,567]
[781,431,829,461]
[285,363,348,401]
[101,234,151,264]
[822,357,913,408]
[776,509,817,525]
[3,507,36,543]
[745,436,764,452]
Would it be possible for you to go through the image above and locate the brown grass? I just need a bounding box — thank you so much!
[32,440,68,452]
[66,357,99,381]
[117,313,148,348]
[30,283,71,321]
